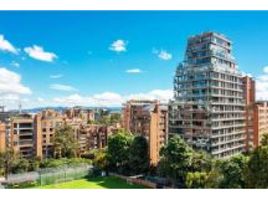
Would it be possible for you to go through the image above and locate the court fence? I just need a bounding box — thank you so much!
[2,164,93,188]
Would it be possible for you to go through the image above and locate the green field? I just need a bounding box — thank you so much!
[37,176,146,189]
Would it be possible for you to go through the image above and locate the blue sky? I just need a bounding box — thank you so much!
[0,11,268,109]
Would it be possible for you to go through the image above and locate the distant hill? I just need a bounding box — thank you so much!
[10,106,122,114]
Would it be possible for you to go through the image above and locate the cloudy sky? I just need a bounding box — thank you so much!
[0,11,268,109]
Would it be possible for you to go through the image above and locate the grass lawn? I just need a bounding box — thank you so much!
[37,176,147,189]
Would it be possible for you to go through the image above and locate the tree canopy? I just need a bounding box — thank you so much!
[128,135,149,175]
[52,125,79,158]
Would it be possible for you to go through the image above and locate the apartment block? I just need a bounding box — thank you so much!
[77,124,110,154]
[253,101,268,147]
[169,32,245,159]
[122,100,168,165]
[9,114,37,159]
[38,109,64,159]
[65,107,95,123]
[0,122,6,153]
[242,76,256,151]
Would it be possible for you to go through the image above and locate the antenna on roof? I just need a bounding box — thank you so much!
[19,101,22,114]
[0,105,5,112]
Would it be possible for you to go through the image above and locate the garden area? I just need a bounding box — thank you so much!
[36,176,146,189]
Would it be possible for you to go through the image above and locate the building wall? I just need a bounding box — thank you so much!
[40,110,63,158]
[242,76,256,151]
[169,32,245,159]
[34,114,42,159]
[253,102,268,147]
[149,108,159,166]
[122,100,168,165]
[10,115,35,159]
[77,124,108,154]
[0,122,6,153]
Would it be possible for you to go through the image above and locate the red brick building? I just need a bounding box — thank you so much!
[122,100,168,165]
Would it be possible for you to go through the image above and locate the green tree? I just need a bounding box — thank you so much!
[246,146,268,188]
[110,113,121,124]
[218,154,248,188]
[28,157,41,171]
[189,151,212,173]
[98,115,110,125]
[52,125,79,158]
[107,130,133,175]
[11,158,30,174]
[0,148,16,178]
[158,136,192,187]
[261,133,268,146]
[128,136,149,175]
[93,149,108,171]
[186,172,208,188]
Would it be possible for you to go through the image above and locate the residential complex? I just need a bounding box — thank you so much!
[37,109,64,159]
[9,114,37,159]
[77,124,114,154]
[0,122,6,153]
[122,100,168,165]
[0,31,267,163]
[243,76,256,151]
[0,107,119,159]
[253,101,268,147]
[169,32,245,158]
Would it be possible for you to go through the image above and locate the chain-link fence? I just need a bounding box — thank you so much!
[39,164,93,186]
[3,164,93,188]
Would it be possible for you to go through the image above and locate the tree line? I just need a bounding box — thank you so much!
[2,124,268,189]
[102,130,268,188]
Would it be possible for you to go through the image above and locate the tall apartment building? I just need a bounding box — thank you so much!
[253,101,268,147]
[9,114,37,159]
[122,100,168,165]
[0,122,6,153]
[169,32,245,159]
[242,76,256,151]
[38,109,64,159]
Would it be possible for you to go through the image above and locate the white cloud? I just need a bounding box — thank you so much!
[11,61,20,68]
[50,74,63,79]
[125,68,143,74]
[37,97,45,102]
[0,67,31,110]
[263,66,268,73]
[52,89,172,107]
[241,71,253,78]
[0,35,18,54]
[126,89,173,103]
[24,45,57,62]
[92,92,123,106]
[50,84,77,92]
[0,67,31,95]
[53,94,90,106]
[109,39,127,52]
[153,48,172,60]
[256,66,268,100]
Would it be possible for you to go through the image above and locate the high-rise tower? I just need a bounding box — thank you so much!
[169,32,245,159]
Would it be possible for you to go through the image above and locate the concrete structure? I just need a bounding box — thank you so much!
[253,101,268,147]
[65,107,95,123]
[122,100,168,165]
[242,76,256,151]
[9,114,36,158]
[169,32,245,159]
[0,107,119,159]
[77,124,110,154]
[0,122,6,153]
[38,109,64,159]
